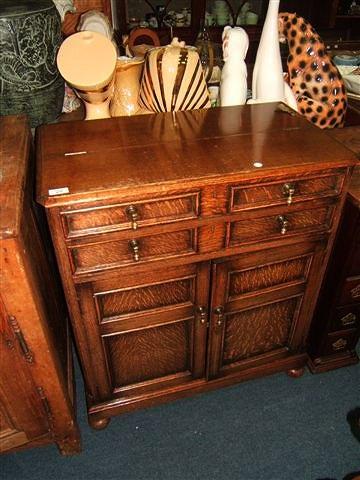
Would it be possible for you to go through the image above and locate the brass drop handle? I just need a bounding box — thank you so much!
[340,312,356,327]
[197,306,207,325]
[214,306,224,326]
[332,338,347,351]
[129,239,140,262]
[126,205,139,230]
[277,215,289,235]
[282,183,296,205]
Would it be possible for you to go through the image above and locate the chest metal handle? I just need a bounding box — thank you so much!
[214,306,224,326]
[197,306,207,325]
[340,312,356,327]
[129,239,140,261]
[332,338,347,351]
[126,205,139,230]
[282,183,296,205]
[277,215,290,235]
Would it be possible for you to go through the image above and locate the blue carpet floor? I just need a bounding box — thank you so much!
[1,361,359,480]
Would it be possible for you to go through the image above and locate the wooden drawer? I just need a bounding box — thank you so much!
[61,192,200,238]
[68,228,198,274]
[322,330,358,356]
[338,276,360,305]
[229,173,343,212]
[331,305,360,331]
[228,203,335,246]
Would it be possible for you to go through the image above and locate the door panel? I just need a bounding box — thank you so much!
[0,299,49,453]
[76,262,211,402]
[223,297,301,364]
[105,319,192,387]
[207,241,325,378]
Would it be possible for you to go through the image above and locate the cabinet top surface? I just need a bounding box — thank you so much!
[1,115,31,239]
[326,125,360,207]
[36,103,357,207]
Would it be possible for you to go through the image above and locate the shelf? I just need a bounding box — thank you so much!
[336,15,360,19]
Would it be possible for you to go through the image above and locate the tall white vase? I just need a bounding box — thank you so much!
[248,0,297,111]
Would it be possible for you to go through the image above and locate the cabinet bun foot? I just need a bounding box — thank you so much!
[56,435,82,455]
[89,417,111,430]
[287,367,305,378]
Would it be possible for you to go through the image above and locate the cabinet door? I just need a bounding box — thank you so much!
[207,241,326,378]
[75,262,210,403]
[0,299,49,453]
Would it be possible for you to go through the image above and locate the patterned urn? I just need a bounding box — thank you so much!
[139,38,211,113]
[0,0,64,127]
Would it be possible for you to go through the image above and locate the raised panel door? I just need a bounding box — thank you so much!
[207,241,326,378]
[0,299,49,453]
[75,262,211,407]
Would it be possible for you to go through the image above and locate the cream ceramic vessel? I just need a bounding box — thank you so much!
[57,31,117,120]
[110,57,144,117]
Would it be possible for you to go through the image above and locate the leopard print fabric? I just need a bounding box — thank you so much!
[279,12,347,129]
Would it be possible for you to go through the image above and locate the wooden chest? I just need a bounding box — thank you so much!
[0,116,80,454]
[308,127,360,371]
[36,103,357,429]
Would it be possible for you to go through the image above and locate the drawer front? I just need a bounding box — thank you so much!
[228,205,334,246]
[229,174,343,212]
[322,330,359,356]
[69,229,198,274]
[62,192,200,238]
[338,277,360,305]
[331,305,360,331]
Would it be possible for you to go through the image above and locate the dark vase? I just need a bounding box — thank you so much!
[0,0,65,127]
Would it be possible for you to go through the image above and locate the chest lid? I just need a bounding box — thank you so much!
[36,103,357,207]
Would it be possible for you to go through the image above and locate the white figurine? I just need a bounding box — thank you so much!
[220,26,249,107]
[77,10,119,55]
[248,0,297,111]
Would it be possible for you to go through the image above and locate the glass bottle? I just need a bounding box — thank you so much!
[194,19,214,83]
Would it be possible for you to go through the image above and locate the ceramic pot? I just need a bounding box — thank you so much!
[57,31,117,120]
[0,0,65,127]
[110,57,144,117]
[139,38,211,113]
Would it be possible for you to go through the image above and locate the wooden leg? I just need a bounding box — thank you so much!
[56,434,81,456]
[287,367,305,378]
[88,416,111,430]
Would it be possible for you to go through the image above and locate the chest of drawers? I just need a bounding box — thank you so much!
[308,128,360,372]
[36,103,357,429]
[1,116,80,454]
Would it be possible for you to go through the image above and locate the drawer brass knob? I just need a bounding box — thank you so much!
[197,306,207,325]
[126,205,139,230]
[214,306,224,326]
[129,239,140,262]
[277,215,290,235]
[282,183,296,205]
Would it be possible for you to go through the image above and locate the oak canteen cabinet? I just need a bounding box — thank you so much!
[36,103,357,429]
[0,116,81,454]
